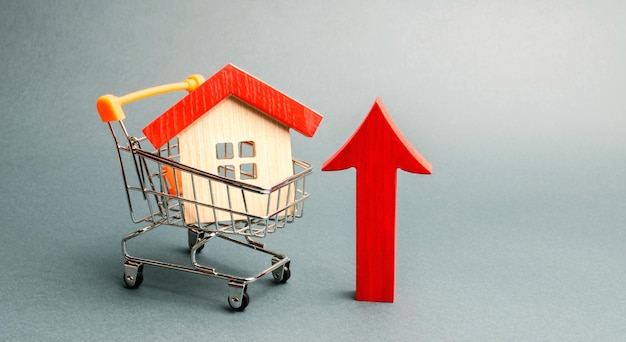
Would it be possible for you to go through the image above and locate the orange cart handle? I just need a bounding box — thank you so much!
[96,74,205,122]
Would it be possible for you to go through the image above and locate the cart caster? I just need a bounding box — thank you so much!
[228,282,249,311]
[123,263,144,289]
[273,265,291,283]
[228,292,249,311]
[188,229,205,253]
[271,259,291,284]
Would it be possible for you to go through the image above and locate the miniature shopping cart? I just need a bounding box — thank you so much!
[97,72,318,311]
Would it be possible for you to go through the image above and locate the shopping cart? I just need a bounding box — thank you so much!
[97,75,311,311]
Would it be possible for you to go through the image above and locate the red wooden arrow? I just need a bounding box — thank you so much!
[322,98,432,302]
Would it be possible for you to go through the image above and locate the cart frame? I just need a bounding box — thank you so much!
[98,75,311,310]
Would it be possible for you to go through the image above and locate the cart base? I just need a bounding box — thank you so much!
[122,223,291,311]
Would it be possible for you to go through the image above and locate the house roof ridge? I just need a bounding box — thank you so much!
[142,64,323,149]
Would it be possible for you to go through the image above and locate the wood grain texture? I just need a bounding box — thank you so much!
[142,63,323,149]
[178,96,294,223]
[322,98,432,302]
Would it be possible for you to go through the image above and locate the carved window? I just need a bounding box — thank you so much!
[215,141,257,180]
[240,163,257,180]
[217,164,235,179]
[216,142,233,159]
[239,141,255,158]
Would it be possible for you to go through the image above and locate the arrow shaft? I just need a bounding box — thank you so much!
[355,166,397,302]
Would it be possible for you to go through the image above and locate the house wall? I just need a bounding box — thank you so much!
[178,95,294,223]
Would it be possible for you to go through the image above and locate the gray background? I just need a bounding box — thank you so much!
[1,0,625,340]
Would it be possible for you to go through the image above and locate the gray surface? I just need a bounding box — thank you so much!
[2,1,626,340]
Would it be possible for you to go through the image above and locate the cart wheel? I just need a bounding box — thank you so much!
[123,272,143,289]
[188,229,205,253]
[228,292,249,311]
[275,266,291,284]
[272,259,291,284]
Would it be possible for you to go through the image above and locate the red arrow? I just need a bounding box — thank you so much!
[322,98,432,302]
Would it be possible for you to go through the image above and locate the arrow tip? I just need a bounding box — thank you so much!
[322,98,432,174]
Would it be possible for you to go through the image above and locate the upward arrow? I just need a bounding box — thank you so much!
[322,98,432,302]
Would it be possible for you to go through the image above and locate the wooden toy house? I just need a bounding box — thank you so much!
[142,64,323,223]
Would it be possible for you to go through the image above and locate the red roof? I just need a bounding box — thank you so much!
[142,64,323,149]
